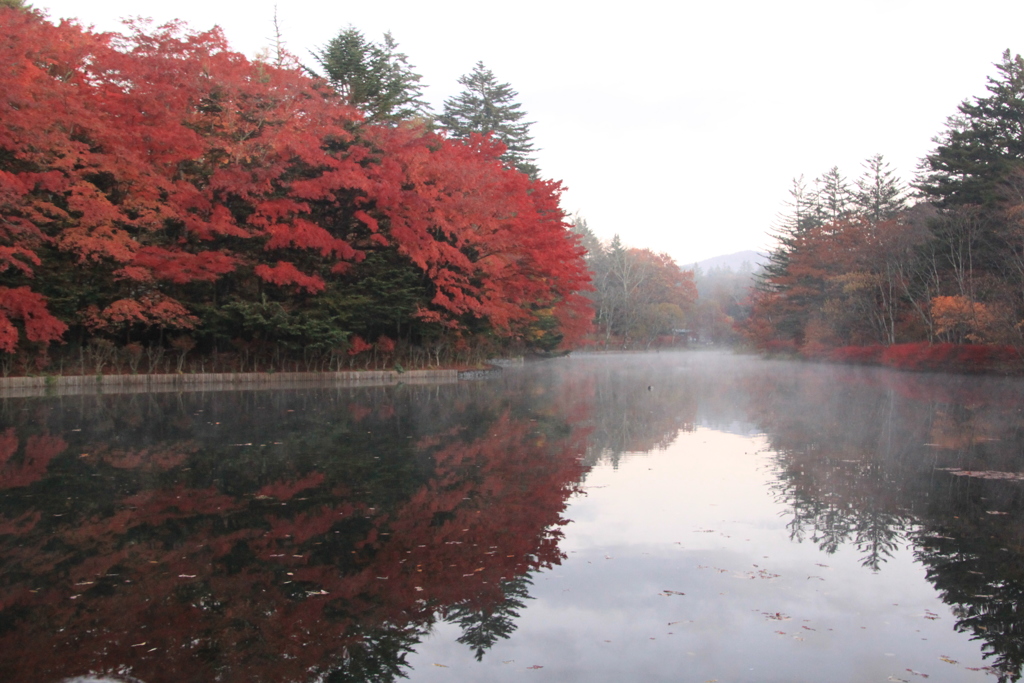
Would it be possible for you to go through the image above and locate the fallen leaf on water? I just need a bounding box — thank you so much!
[939,656,958,665]
[433,663,448,668]
[527,665,543,669]
[762,612,791,621]
[905,669,930,678]
[661,590,685,596]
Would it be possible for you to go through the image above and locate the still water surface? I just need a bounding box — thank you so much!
[2,352,1024,682]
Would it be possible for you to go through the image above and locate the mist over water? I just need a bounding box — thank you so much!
[2,352,1024,682]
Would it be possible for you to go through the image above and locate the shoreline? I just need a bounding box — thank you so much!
[0,368,492,399]
[798,342,1024,376]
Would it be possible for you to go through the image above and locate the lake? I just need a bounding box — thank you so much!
[2,352,1023,682]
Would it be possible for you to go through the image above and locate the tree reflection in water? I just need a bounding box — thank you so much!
[746,362,1024,681]
[445,574,534,661]
[0,380,589,683]
[6,354,1024,682]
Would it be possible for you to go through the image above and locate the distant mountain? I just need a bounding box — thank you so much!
[692,250,767,273]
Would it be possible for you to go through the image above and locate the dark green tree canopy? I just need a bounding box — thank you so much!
[918,50,1024,207]
[440,61,539,178]
[312,26,431,123]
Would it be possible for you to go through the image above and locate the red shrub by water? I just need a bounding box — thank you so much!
[827,345,884,364]
[879,342,1018,373]
[817,342,1021,374]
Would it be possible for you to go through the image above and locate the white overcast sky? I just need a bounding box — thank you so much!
[32,0,1024,265]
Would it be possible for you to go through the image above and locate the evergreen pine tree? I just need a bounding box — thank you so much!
[761,176,820,289]
[312,26,431,123]
[813,166,854,224]
[569,215,602,260]
[440,61,539,178]
[918,50,1024,207]
[777,175,822,235]
[854,154,907,223]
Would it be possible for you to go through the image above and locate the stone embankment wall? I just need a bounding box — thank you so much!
[0,369,462,398]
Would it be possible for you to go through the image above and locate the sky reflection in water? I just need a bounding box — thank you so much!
[2,352,1023,682]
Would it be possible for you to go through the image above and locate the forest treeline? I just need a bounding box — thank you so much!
[746,51,1024,372]
[0,7,594,376]
[570,219,699,349]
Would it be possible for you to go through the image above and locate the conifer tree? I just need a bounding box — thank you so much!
[312,26,430,123]
[854,154,907,223]
[813,166,854,225]
[761,176,820,289]
[440,61,539,178]
[569,215,602,260]
[776,175,821,235]
[918,50,1024,207]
